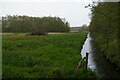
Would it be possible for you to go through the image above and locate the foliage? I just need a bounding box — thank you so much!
[70,27,80,32]
[79,24,89,32]
[2,15,70,33]
[2,33,96,78]
[70,25,89,32]
[89,2,119,69]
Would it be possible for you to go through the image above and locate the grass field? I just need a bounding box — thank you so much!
[2,32,96,78]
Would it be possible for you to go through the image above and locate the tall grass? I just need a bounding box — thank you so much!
[2,33,96,78]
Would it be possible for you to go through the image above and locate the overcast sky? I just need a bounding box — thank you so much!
[0,0,97,27]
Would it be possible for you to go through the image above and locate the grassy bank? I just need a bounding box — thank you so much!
[89,2,119,70]
[2,32,96,78]
[91,33,120,70]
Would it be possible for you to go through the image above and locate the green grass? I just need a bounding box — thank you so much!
[2,32,96,78]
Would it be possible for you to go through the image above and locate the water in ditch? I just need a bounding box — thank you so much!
[81,32,120,78]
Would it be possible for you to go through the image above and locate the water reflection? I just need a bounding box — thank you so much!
[81,33,96,71]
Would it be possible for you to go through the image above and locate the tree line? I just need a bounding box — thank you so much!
[70,25,89,32]
[2,15,70,33]
[89,2,119,69]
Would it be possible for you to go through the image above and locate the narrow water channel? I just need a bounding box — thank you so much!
[81,33,120,78]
